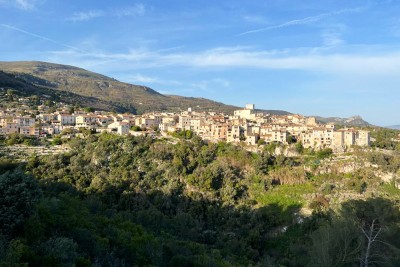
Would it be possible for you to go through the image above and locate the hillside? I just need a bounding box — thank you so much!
[0,61,240,114]
[387,125,400,130]
[0,71,131,112]
[1,132,400,266]
[315,115,371,127]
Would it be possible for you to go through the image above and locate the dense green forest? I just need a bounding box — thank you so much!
[1,133,400,266]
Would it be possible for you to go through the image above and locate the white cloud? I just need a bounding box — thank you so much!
[45,44,400,79]
[126,73,181,86]
[128,74,158,83]
[15,0,35,10]
[189,78,231,93]
[116,3,146,17]
[68,4,146,22]
[322,28,346,47]
[68,10,105,22]
[237,6,367,36]
[0,0,40,10]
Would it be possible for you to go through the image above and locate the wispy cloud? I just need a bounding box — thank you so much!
[0,0,39,10]
[189,78,231,93]
[322,30,345,47]
[127,73,181,86]
[116,3,146,17]
[236,6,366,36]
[321,24,347,47]
[0,24,87,52]
[15,0,35,10]
[68,3,146,22]
[68,10,104,22]
[242,15,268,24]
[46,45,400,78]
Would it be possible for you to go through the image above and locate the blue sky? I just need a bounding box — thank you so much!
[0,0,399,126]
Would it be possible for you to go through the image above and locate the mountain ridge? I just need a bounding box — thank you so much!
[0,61,240,114]
[315,115,371,127]
[0,61,371,126]
[386,125,400,130]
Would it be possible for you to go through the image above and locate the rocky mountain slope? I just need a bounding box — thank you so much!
[0,61,371,125]
[0,61,241,113]
[0,61,239,114]
[315,115,371,127]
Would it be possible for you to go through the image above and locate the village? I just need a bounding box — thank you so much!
[0,91,370,152]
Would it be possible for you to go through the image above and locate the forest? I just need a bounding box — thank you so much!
[1,132,400,266]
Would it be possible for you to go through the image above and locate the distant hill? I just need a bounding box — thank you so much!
[0,71,128,112]
[256,109,291,116]
[0,61,369,120]
[0,61,240,114]
[315,115,371,127]
[386,125,400,130]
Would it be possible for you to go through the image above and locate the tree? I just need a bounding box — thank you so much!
[68,106,75,114]
[6,89,15,101]
[308,198,400,267]
[42,236,78,265]
[286,134,297,144]
[316,148,333,159]
[309,219,362,266]
[340,198,400,267]
[0,169,41,237]
[295,142,304,154]
[84,107,94,113]
[131,125,142,131]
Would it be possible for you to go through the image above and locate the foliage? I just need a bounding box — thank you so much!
[295,142,304,154]
[371,127,400,150]
[5,134,41,146]
[316,148,333,159]
[307,198,400,266]
[130,125,143,131]
[286,134,297,144]
[170,130,194,139]
[1,133,400,265]
[0,169,41,237]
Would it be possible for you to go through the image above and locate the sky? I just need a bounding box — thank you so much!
[0,0,399,126]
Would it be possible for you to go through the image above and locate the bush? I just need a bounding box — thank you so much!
[316,148,333,159]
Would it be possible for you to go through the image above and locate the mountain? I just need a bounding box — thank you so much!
[0,61,240,114]
[256,109,291,116]
[315,115,371,127]
[0,61,295,115]
[0,61,238,114]
[0,70,132,112]
[386,125,400,130]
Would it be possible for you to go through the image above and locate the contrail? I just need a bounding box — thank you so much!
[0,23,87,53]
[236,6,367,37]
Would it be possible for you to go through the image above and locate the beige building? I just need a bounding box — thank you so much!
[227,125,242,143]
[234,104,257,120]
[57,113,75,126]
[76,115,97,128]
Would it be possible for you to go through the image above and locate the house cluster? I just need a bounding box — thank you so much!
[0,97,370,151]
[164,104,370,152]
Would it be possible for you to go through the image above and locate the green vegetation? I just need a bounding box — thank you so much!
[130,125,144,131]
[371,127,400,150]
[169,130,194,139]
[1,134,400,266]
[4,134,45,146]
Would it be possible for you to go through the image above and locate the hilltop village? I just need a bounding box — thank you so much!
[0,91,369,151]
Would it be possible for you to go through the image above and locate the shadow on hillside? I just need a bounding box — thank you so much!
[32,178,302,266]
